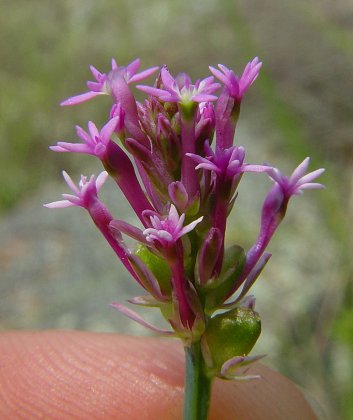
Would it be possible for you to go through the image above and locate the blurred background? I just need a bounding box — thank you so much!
[0,0,352,418]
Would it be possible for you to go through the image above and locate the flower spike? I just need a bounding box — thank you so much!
[47,56,326,414]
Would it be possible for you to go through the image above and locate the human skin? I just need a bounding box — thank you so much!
[0,331,316,419]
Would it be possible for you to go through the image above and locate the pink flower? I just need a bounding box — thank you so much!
[44,171,108,209]
[61,58,159,106]
[268,157,325,198]
[187,142,270,180]
[209,57,262,101]
[143,204,203,247]
[50,117,119,158]
[137,66,220,104]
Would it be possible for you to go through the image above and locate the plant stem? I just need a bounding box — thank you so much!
[183,341,213,420]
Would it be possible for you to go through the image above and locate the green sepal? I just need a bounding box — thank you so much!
[135,245,172,294]
[203,245,246,313]
[202,307,261,376]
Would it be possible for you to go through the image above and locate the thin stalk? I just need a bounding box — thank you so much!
[183,342,213,420]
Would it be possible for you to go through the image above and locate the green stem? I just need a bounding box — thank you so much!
[183,342,213,420]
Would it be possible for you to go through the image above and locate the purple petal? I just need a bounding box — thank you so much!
[61,194,82,205]
[156,230,173,242]
[298,182,325,191]
[175,212,186,232]
[87,121,99,141]
[60,91,105,106]
[136,85,169,97]
[200,75,216,86]
[297,168,325,185]
[62,171,80,195]
[86,81,103,91]
[192,94,218,102]
[111,58,118,70]
[240,164,273,174]
[50,142,92,154]
[179,216,203,237]
[160,94,178,102]
[209,66,229,85]
[49,145,67,152]
[160,66,176,90]
[218,64,233,77]
[95,171,109,191]
[90,64,103,80]
[268,167,284,184]
[168,204,180,225]
[44,200,74,209]
[125,58,141,76]
[110,302,174,335]
[75,125,92,144]
[129,66,159,83]
[290,157,311,183]
[100,117,119,143]
[185,153,208,165]
[195,162,219,172]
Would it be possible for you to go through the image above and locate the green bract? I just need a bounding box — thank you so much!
[135,244,172,294]
[203,307,261,374]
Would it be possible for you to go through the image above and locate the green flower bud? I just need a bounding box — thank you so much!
[135,245,172,294]
[203,307,261,374]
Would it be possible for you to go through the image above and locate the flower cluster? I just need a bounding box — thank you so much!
[47,57,324,379]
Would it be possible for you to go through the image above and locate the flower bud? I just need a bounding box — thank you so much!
[196,227,223,285]
[168,181,189,212]
[202,307,261,374]
[204,245,245,312]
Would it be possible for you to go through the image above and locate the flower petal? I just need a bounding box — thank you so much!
[110,302,174,335]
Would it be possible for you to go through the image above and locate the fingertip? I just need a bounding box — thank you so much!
[0,331,316,419]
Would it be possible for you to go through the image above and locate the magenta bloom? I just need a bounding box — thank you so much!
[187,142,270,181]
[44,171,108,209]
[268,157,325,198]
[61,58,159,106]
[143,204,203,247]
[50,118,119,158]
[137,66,220,104]
[209,57,262,100]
